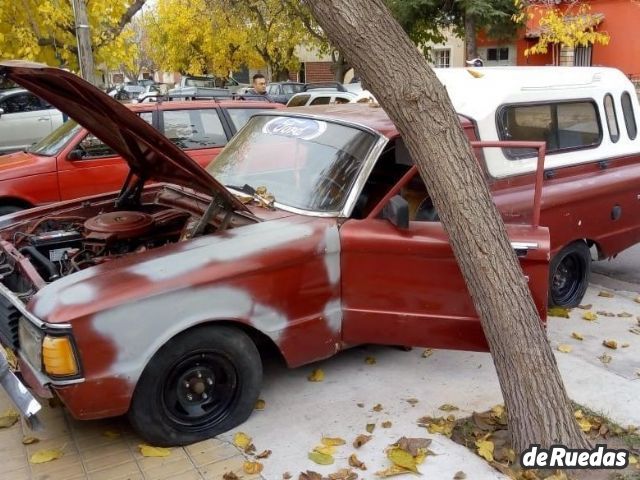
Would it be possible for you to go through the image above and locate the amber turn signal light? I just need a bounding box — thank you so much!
[42,336,78,377]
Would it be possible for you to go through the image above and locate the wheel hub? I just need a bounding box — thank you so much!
[179,367,215,404]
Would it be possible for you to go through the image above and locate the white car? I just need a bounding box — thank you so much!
[286,90,358,107]
[0,88,64,154]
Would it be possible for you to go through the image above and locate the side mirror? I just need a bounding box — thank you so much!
[67,149,85,160]
[382,195,409,229]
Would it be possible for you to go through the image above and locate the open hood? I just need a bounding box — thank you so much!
[0,61,247,212]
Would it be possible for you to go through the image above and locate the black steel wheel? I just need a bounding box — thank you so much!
[549,241,591,308]
[129,325,262,446]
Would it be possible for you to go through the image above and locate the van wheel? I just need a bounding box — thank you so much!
[128,325,262,447]
[549,242,591,308]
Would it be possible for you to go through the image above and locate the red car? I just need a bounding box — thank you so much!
[0,62,549,446]
[0,89,282,215]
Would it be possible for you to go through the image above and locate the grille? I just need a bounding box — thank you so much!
[0,294,20,349]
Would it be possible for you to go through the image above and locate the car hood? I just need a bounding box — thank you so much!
[0,60,247,212]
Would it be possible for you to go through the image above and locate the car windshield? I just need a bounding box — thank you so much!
[206,115,377,213]
[28,120,81,156]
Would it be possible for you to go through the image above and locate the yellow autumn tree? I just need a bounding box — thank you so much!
[144,0,323,79]
[522,2,610,64]
[0,0,146,73]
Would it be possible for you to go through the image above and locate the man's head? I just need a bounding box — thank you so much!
[252,74,267,94]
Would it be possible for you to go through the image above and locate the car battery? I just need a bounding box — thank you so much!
[30,230,83,262]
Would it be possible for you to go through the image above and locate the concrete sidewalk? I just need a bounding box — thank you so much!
[1,282,639,479]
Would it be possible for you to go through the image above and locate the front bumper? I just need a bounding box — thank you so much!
[0,350,41,429]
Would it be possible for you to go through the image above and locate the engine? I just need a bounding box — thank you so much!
[14,208,191,281]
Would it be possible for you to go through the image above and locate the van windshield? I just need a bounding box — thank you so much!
[28,120,81,156]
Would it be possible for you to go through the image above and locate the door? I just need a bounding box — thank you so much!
[0,92,53,153]
[57,111,154,200]
[340,168,550,352]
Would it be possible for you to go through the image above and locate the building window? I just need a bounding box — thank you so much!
[487,47,509,62]
[574,45,592,66]
[433,49,451,68]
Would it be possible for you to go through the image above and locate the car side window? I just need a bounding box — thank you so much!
[163,109,227,149]
[310,96,331,106]
[621,91,637,140]
[604,94,619,143]
[74,112,153,159]
[0,93,44,113]
[227,108,263,131]
[287,94,310,107]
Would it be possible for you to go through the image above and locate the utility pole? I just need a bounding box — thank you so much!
[71,0,96,85]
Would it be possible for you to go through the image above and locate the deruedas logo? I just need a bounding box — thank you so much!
[521,445,629,469]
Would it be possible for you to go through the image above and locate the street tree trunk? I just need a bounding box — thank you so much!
[71,0,96,85]
[464,11,478,61]
[305,0,590,453]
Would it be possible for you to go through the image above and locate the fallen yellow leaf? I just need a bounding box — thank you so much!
[382,421,392,428]
[0,345,17,370]
[103,430,120,439]
[243,461,263,474]
[30,449,64,464]
[314,444,336,455]
[423,416,455,437]
[475,438,494,462]
[602,340,618,349]
[576,417,593,432]
[491,405,505,418]
[557,344,572,353]
[548,307,571,318]
[21,436,39,445]
[375,464,412,477]
[308,451,334,465]
[629,455,637,465]
[0,409,19,429]
[387,447,419,473]
[139,444,171,457]
[255,399,266,410]
[365,356,376,365]
[233,432,252,450]
[422,349,434,358]
[308,369,325,382]
[366,423,376,433]
[439,404,459,412]
[582,311,598,321]
[373,403,383,412]
[598,291,615,298]
[571,332,584,341]
[321,436,346,446]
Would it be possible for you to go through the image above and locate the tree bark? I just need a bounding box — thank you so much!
[306,0,590,453]
[464,11,478,61]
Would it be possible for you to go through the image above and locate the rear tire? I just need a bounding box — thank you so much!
[128,325,262,446]
[549,241,591,308]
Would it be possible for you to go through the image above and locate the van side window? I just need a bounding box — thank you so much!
[621,91,637,140]
[498,101,601,158]
[604,94,619,143]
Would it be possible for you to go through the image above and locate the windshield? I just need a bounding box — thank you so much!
[28,120,81,156]
[206,115,377,213]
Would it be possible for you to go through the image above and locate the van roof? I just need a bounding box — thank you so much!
[434,66,634,122]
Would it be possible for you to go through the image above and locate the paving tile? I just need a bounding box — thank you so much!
[81,442,135,472]
[86,460,142,480]
[199,455,247,480]
[168,470,203,480]
[1,467,31,480]
[0,448,29,473]
[186,439,239,467]
[25,435,77,456]
[29,452,85,479]
[136,446,188,471]
[141,456,198,480]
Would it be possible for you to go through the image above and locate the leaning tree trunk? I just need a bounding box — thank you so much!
[306,0,589,453]
[464,11,478,61]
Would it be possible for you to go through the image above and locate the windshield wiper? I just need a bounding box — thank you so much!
[225,183,275,208]
[225,183,256,195]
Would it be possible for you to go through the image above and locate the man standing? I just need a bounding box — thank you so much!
[248,74,268,96]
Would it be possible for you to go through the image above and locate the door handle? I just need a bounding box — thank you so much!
[512,242,539,258]
[37,117,49,121]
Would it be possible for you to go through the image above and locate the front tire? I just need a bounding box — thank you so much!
[549,241,591,308]
[128,325,262,446]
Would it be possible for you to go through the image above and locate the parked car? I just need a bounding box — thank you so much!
[0,94,282,215]
[135,83,169,103]
[0,88,63,154]
[0,62,550,445]
[286,89,358,107]
[265,81,306,104]
[107,84,146,101]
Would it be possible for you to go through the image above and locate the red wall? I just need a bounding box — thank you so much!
[304,62,334,83]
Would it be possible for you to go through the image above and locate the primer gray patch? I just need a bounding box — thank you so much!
[91,285,289,382]
[323,298,342,334]
[57,283,97,306]
[321,226,341,286]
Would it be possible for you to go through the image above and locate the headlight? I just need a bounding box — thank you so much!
[42,335,78,377]
[18,317,43,369]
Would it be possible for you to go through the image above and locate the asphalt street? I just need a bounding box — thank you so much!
[593,243,640,285]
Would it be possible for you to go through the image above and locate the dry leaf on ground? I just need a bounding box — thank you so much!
[475,438,494,462]
[375,464,412,477]
[599,353,613,364]
[243,461,264,474]
[314,445,336,456]
[366,423,375,433]
[223,473,240,480]
[103,430,120,439]
[622,343,630,348]
[257,449,272,459]
[557,344,572,353]
[582,311,598,321]
[308,369,325,382]
[598,291,615,298]
[357,403,364,408]
[578,304,592,310]
[419,415,456,437]
[349,453,367,470]
[422,349,434,358]
[373,403,383,412]
[22,436,39,445]
[365,356,376,365]
[233,432,252,450]
[454,472,467,479]
[322,436,346,446]
[571,332,584,341]
[328,468,358,480]
[299,471,322,480]
[630,327,640,335]
[387,447,419,473]
[406,398,419,406]
[0,409,19,429]
[618,312,633,318]
[255,399,266,410]
[603,340,618,349]
[439,404,459,412]
[283,472,292,480]
[382,421,392,428]
[139,444,171,457]
[396,437,432,457]
[548,307,571,318]
[353,434,372,448]
[30,449,64,464]
[308,451,334,465]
